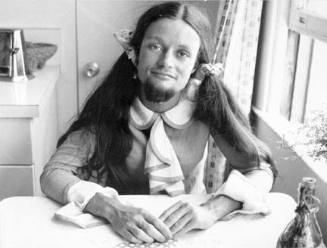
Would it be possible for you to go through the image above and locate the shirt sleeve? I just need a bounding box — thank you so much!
[40,129,96,204]
[211,162,274,219]
[243,161,274,193]
[54,181,119,228]
[66,180,118,209]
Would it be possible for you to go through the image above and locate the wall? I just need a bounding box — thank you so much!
[1,0,220,136]
[252,111,327,243]
[0,0,78,135]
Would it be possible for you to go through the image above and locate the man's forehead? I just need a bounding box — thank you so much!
[143,18,201,49]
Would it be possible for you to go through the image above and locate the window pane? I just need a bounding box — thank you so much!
[305,39,327,120]
[306,0,327,18]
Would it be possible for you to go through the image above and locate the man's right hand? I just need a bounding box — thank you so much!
[84,192,172,244]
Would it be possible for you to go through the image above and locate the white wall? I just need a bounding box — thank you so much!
[0,0,78,135]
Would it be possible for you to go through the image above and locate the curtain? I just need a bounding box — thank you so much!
[214,0,263,114]
[205,0,264,192]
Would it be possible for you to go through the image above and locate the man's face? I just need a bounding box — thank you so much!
[137,18,201,112]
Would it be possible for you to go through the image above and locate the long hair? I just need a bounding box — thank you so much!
[58,1,276,193]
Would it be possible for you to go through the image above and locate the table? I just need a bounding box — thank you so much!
[0,193,296,248]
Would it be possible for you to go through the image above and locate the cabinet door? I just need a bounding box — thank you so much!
[76,0,219,108]
[0,166,34,200]
[77,0,160,108]
[0,119,32,165]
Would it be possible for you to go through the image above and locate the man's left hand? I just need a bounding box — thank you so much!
[159,201,217,237]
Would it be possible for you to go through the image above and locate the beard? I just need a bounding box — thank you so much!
[142,78,176,102]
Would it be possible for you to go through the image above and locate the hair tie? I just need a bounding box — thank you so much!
[193,63,224,81]
[201,63,224,77]
[113,29,136,65]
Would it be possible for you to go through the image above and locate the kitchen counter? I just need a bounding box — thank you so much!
[0,65,60,118]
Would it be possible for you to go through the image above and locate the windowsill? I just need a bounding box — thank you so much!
[252,107,327,183]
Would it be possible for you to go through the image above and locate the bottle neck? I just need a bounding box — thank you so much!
[296,179,319,214]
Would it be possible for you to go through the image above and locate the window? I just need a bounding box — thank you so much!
[304,39,327,121]
[252,0,327,173]
[288,0,327,123]
[303,0,327,19]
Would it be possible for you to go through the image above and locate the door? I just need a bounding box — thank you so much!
[77,0,219,109]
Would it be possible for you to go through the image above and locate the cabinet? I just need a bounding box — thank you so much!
[0,0,77,135]
[0,66,59,200]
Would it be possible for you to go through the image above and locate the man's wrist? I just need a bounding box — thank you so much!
[84,192,122,222]
[201,194,242,221]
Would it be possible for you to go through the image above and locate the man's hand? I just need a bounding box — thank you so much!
[109,203,173,243]
[85,193,172,244]
[159,201,217,237]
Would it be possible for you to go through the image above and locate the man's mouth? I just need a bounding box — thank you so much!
[150,70,175,80]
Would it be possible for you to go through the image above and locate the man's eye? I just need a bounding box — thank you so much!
[148,43,161,51]
[177,50,190,58]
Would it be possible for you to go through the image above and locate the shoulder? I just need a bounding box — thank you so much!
[65,129,94,143]
[60,128,96,153]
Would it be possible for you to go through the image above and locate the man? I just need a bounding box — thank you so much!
[41,1,275,244]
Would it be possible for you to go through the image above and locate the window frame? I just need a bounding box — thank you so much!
[289,7,327,43]
[253,0,327,121]
[288,1,327,122]
[251,0,327,182]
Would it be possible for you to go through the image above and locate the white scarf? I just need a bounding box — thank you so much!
[130,95,205,196]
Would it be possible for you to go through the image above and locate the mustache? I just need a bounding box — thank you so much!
[143,78,176,102]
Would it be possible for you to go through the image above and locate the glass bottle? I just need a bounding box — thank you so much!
[276,177,326,248]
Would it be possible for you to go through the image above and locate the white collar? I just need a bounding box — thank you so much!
[130,95,196,130]
[129,94,209,196]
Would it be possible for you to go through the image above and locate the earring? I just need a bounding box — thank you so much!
[133,72,137,80]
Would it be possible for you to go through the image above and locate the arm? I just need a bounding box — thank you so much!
[40,129,94,204]
[201,163,274,221]
[41,129,172,243]
[160,166,273,237]
[160,133,274,236]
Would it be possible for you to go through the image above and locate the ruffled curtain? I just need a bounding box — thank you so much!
[213,0,263,114]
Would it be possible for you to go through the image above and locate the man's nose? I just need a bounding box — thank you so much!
[157,50,174,68]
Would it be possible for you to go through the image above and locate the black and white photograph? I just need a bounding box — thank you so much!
[0,0,326,247]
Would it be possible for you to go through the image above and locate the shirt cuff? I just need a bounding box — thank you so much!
[54,181,119,228]
[67,180,119,210]
[244,161,274,193]
[211,169,272,220]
